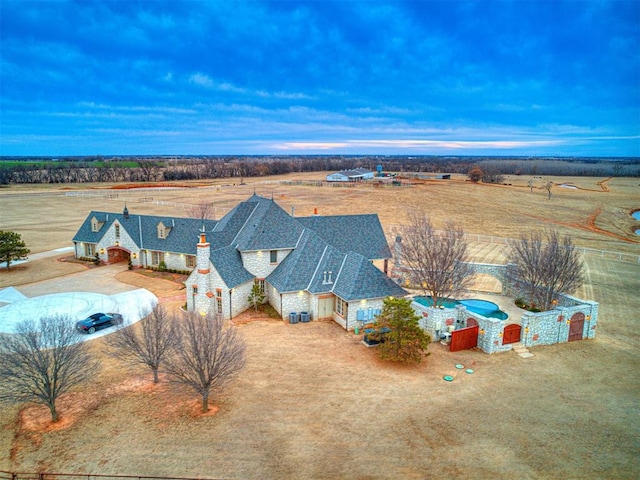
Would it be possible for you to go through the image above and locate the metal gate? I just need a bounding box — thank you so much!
[503,324,522,345]
[450,325,479,352]
[568,313,585,342]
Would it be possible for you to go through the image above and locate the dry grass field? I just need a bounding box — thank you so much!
[0,173,639,479]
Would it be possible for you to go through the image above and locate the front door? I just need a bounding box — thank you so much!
[317,296,334,319]
[107,248,130,264]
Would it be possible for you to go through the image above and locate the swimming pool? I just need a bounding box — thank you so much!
[414,296,509,320]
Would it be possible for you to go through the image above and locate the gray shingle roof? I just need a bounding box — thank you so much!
[305,246,347,295]
[211,245,254,288]
[298,214,391,259]
[73,211,217,254]
[331,253,406,301]
[267,229,329,293]
[210,201,258,249]
[234,196,304,251]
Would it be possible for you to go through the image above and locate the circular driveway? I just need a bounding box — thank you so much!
[0,264,158,339]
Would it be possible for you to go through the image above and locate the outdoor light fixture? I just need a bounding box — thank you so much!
[100,248,105,254]
[132,253,137,259]
[586,315,591,320]
[115,241,119,246]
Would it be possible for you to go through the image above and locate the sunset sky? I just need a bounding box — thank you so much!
[1,0,638,156]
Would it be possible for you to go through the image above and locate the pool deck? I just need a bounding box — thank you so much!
[462,292,528,324]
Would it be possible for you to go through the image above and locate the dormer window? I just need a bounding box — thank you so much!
[157,222,171,239]
[90,216,103,233]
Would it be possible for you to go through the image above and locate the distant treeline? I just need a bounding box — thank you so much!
[0,155,637,185]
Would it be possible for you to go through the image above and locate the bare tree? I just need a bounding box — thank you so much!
[165,312,246,413]
[400,212,473,307]
[544,179,553,199]
[467,166,483,183]
[137,159,162,182]
[0,317,98,422]
[187,201,214,220]
[508,230,584,311]
[107,305,176,383]
[527,178,535,193]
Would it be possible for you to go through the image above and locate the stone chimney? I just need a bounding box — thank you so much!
[394,235,403,267]
[196,232,210,274]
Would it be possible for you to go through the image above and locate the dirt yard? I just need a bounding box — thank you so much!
[0,174,638,479]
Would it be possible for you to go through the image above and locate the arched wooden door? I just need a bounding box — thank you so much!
[568,313,585,342]
[107,247,130,264]
[503,324,521,345]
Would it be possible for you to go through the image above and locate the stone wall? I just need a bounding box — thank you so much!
[241,249,292,278]
[520,295,598,347]
[411,290,599,355]
[281,291,311,321]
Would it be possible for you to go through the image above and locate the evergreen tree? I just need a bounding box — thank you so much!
[369,297,431,364]
[247,282,266,311]
[0,230,30,271]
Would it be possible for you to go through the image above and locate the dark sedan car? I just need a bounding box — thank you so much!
[76,312,123,334]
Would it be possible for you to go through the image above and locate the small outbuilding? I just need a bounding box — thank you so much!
[326,168,374,182]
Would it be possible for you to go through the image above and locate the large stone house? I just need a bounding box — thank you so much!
[73,194,405,330]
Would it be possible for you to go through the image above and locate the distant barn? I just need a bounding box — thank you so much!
[326,168,375,182]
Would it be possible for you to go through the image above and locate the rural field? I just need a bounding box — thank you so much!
[0,173,638,479]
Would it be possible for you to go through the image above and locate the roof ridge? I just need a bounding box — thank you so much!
[230,200,260,246]
[331,254,349,295]
[306,244,329,291]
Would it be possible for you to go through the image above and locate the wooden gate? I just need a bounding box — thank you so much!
[568,313,585,342]
[450,325,479,352]
[503,324,521,345]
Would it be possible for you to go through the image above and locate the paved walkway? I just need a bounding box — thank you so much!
[0,246,74,269]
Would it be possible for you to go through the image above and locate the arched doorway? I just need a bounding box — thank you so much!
[568,312,585,342]
[503,324,521,345]
[107,247,130,264]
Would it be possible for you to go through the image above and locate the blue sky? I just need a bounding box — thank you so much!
[1,0,638,157]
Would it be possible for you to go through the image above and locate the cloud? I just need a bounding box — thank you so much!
[274,139,565,151]
[189,73,215,88]
[1,1,638,157]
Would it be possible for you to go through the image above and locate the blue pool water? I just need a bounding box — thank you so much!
[414,296,509,320]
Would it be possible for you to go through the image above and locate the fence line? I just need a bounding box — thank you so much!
[388,225,640,265]
[0,471,224,480]
[64,191,232,217]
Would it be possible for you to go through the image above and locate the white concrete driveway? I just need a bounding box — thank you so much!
[0,263,158,339]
